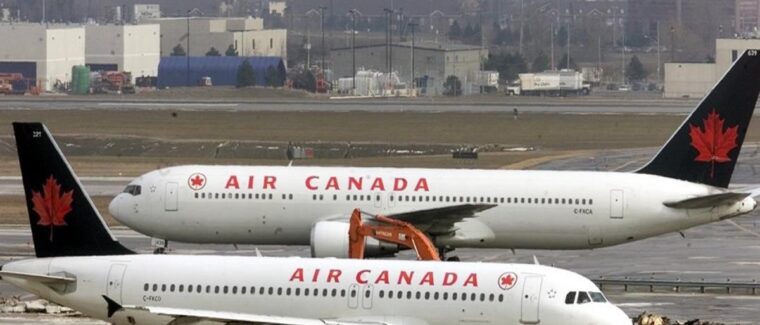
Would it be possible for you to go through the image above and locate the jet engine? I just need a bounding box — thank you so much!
[310,221,400,258]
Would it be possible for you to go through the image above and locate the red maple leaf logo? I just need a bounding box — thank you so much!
[31,175,74,242]
[689,109,739,178]
[501,274,515,286]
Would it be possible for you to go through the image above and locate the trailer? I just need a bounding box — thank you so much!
[506,70,591,96]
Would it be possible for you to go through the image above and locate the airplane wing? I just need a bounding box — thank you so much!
[386,204,496,235]
[108,299,401,325]
[663,192,750,209]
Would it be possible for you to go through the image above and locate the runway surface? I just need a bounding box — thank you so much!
[0,97,702,113]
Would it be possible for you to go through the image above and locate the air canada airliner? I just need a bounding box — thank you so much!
[106,50,760,258]
[0,122,631,325]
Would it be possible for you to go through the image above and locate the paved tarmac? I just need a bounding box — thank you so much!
[0,97,702,113]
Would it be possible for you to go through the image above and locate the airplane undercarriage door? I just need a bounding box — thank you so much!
[520,276,542,324]
[610,189,624,219]
[165,182,178,211]
[106,264,127,304]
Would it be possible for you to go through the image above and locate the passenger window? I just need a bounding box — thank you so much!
[223,286,228,294]
[480,293,485,301]
[424,292,430,300]
[268,287,273,295]
[364,290,370,298]
[379,290,385,298]
[214,286,220,294]
[461,292,467,301]
[277,287,283,295]
[589,199,593,204]
[406,291,412,299]
[397,291,403,299]
[179,285,184,292]
[206,285,211,293]
[323,289,328,296]
[241,286,246,294]
[443,292,448,300]
[295,288,300,296]
[452,292,458,300]
[527,198,531,204]
[232,286,237,294]
[498,294,504,302]
[286,288,291,295]
[415,292,421,299]
[434,292,439,300]
[471,293,477,301]
[331,288,337,297]
[188,284,193,293]
[305,288,310,296]
[152,284,158,292]
[143,283,149,291]
[577,291,591,304]
[161,284,167,292]
[341,289,346,297]
[351,289,357,297]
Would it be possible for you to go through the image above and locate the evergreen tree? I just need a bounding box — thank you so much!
[225,44,239,56]
[171,44,186,56]
[205,47,221,56]
[236,59,256,88]
[443,75,462,96]
[265,66,284,87]
[448,20,461,40]
[626,55,648,82]
[558,54,577,70]
[532,51,550,72]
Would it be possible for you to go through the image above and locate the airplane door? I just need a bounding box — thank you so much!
[520,276,542,324]
[165,182,178,211]
[347,284,359,309]
[106,264,127,304]
[361,284,374,309]
[387,192,396,208]
[610,190,624,219]
[374,192,382,209]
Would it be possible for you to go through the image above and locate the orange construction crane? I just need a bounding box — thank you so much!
[348,208,440,261]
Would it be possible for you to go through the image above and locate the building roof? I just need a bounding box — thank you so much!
[333,41,483,52]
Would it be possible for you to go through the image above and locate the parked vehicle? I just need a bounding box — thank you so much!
[506,70,591,96]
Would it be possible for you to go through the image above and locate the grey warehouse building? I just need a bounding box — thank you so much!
[331,41,487,95]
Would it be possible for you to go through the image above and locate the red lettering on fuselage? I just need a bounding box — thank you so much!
[263,176,277,189]
[288,268,479,287]
[225,176,240,189]
[224,175,429,192]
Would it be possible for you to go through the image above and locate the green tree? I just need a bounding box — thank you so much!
[557,54,577,70]
[443,75,462,96]
[205,47,221,56]
[531,51,550,72]
[236,59,256,88]
[484,52,528,82]
[171,44,186,56]
[265,66,283,87]
[225,44,239,56]
[448,20,461,40]
[626,55,648,82]
[303,70,317,92]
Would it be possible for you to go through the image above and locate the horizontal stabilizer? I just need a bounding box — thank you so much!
[663,192,750,209]
[0,271,75,284]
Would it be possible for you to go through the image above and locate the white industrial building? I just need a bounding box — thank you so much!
[0,23,85,91]
[664,38,760,98]
[85,24,161,81]
[143,17,286,60]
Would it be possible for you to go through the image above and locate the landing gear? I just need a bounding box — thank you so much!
[438,246,459,262]
[151,237,168,254]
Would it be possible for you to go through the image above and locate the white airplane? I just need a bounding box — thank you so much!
[0,122,632,325]
[109,50,760,258]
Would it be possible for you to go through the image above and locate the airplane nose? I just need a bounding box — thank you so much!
[108,196,123,218]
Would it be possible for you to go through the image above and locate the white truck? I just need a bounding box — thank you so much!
[471,70,499,92]
[506,70,591,96]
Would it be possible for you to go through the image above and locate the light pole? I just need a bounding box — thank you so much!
[319,6,327,71]
[384,8,394,75]
[186,8,204,87]
[349,9,358,93]
[409,22,417,90]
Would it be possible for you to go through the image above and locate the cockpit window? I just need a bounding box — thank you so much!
[576,291,591,304]
[564,292,576,304]
[123,185,141,196]
[589,292,607,303]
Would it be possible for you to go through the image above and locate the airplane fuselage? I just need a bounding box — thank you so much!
[109,166,755,249]
[2,255,630,325]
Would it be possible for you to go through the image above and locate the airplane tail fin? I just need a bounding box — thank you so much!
[636,50,760,188]
[13,122,134,257]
